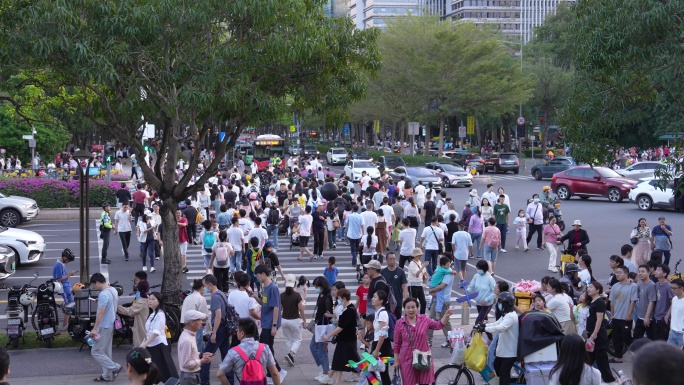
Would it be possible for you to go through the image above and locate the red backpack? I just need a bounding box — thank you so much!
[234,344,267,385]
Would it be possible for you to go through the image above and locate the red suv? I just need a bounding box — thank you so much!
[551,166,638,203]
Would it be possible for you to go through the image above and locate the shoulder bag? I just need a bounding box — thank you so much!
[430,226,443,254]
[404,322,431,371]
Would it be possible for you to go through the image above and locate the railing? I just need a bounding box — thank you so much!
[0,167,129,181]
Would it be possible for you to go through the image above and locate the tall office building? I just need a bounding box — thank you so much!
[349,0,423,30]
[325,0,353,18]
[446,0,574,42]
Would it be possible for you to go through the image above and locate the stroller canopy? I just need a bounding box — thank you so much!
[517,310,565,360]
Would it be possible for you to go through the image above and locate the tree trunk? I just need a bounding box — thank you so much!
[438,115,445,158]
[160,199,183,305]
[475,119,482,152]
[541,109,550,157]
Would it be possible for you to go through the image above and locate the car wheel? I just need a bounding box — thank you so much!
[533,170,542,180]
[637,195,653,211]
[557,185,571,200]
[442,177,451,188]
[0,209,21,227]
[326,158,330,165]
[580,196,590,200]
[513,169,519,175]
[607,187,623,203]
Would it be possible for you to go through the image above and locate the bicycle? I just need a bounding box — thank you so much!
[433,331,526,385]
[148,284,182,344]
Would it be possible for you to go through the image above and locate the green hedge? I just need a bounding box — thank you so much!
[0,177,119,208]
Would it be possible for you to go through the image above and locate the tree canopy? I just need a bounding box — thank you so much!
[0,0,379,294]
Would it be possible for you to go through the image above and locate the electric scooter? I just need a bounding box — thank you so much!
[31,278,60,348]
[4,272,39,348]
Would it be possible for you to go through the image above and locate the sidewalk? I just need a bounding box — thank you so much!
[8,327,472,385]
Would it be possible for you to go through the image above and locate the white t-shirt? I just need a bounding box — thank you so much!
[114,210,132,232]
[360,211,378,231]
[414,185,426,206]
[380,205,394,222]
[397,180,405,191]
[238,218,253,237]
[547,293,572,322]
[398,228,417,256]
[513,216,527,233]
[247,227,268,249]
[408,260,423,284]
[671,296,684,333]
[360,235,378,255]
[228,290,260,320]
[578,268,591,284]
[360,176,371,190]
[451,231,473,261]
[444,209,459,224]
[298,214,313,236]
[226,227,245,251]
[421,225,444,250]
[373,308,389,341]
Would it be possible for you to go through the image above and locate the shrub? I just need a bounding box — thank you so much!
[0,177,119,208]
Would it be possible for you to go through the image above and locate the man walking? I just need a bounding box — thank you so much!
[428,256,454,348]
[525,194,544,250]
[634,264,656,339]
[113,203,133,261]
[381,252,408,318]
[651,216,673,265]
[200,274,232,385]
[493,195,510,253]
[420,216,444,275]
[100,202,113,264]
[178,310,213,385]
[254,265,285,380]
[666,278,684,348]
[608,266,637,363]
[88,273,122,382]
[346,204,364,267]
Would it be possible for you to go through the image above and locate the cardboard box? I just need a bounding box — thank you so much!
[524,362,554,385]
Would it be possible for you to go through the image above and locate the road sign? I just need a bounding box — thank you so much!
[342,123,350,134]
[408,122,420,136]
[517,116,525,125]
[533,126,540,133]
[290,125,296,132]
[530,135,536,140]
[458,126,467,138]
[466,116,475,135]
[374,120,380,133]
[28,139,36,148]
[22,135,33,140]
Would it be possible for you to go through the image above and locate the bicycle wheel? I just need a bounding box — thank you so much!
[433,364,475,385]
[164,308,181,345]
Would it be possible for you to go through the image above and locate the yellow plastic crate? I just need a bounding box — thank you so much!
[560,254,575,264]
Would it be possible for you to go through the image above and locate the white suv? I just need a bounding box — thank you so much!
[326,147,348,165]
[628,178,675,211]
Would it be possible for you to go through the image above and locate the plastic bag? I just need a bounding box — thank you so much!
[448,329,467,366]
[315,324,335,343]
[464,332,488,372]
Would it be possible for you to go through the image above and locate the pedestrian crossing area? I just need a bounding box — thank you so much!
[474,173,533,183]
[182,233,481,323]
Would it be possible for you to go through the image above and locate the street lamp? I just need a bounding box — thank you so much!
[73,149,94,284]
[502,40,524,159]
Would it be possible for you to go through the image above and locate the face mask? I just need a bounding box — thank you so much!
[314,288,321,294]
[204,287,210,294]
[477,269,484,275]
[533,198,540,203]
[135,291,140,301]
[497,303,503,311]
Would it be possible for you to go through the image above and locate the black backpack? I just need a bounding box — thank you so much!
[268,208,279,225]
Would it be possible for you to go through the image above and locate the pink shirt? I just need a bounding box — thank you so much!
[543,224,561,244]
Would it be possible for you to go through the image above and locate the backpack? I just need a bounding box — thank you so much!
[215,242,229,267]
[195,207,204,223]
[217,292,240,334]
[233,344,267,385]
[203,231,215,250]
[267,208,279,225]
[486,227,500,248]
[380,308,397,342]
[249,247,264,272]
[374,277,398,314]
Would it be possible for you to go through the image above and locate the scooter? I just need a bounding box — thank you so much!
[31,278,60,348]
[4,272,39,348]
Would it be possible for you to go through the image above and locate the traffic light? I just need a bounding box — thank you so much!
[103,143,115,164]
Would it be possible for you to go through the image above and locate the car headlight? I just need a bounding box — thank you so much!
[622,183,633,188]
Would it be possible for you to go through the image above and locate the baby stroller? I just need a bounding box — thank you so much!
[278,216,290,236]
[290,221,300,250]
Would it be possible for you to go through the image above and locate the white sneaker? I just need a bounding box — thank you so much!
[142,266,147,272]
[550,267,559,273]
[280,370,288,383]
[150,267,157,273]
[314,374,325,382]
[319,375,333,384]
[500,249,507,253]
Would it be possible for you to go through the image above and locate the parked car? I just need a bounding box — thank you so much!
[617,161,670,180]
[628,178,676,211]
[0,245,16,280]
[551,166,638,203]
[375,156,406,174]
[347,150,373,162]
[343,160,380,182]
[0,192,39,227]
[531,156,577,180]
[287,146,301,156]
[389,167,442,191]
[326,147,348,165]
[484,152,520,174]
[301,145,320,158]
[452,152,485,173]
[424,162,473,188]
[0,226,46,265]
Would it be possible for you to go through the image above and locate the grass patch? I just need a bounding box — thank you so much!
[0,331,81,350]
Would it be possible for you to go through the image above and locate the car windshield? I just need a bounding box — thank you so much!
[304,146,316,150]
[0,192,5,198]
[597,168,622,178]
[355,161,374,168]
[331,149,346,154]
[354,151,370,157]
[500,154,517,159]
[385,157,404,167]
[440,164,464,172]
[408,168,433,177]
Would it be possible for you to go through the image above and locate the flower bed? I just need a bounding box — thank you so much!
[0,177,119,208]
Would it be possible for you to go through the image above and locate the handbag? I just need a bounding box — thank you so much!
[392,370,401,385]
[306,302,318,333]
[630,236,638,245]
[404,323,431,371]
